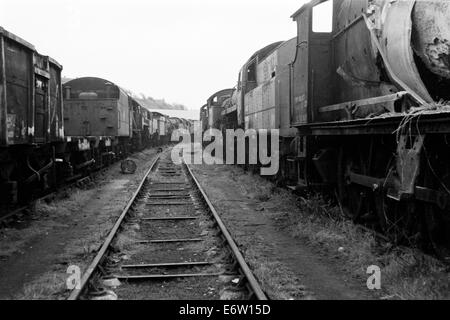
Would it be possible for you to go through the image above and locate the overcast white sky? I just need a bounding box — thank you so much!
[0,0,309,110]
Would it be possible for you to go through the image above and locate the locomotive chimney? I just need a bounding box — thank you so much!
[65,86,71,99]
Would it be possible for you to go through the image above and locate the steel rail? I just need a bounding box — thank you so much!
[185,163,268,300]
[67,154,160,300]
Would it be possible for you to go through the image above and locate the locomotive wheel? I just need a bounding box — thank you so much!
[273,156,285,187]
[373,156,423,244]
[374,192,419,244]
[423,165,450,261]
[337,147,367,220]
[373,157,396,234]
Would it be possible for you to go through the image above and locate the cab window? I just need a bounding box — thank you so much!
[247,62,256,82]
[312,0,333,33]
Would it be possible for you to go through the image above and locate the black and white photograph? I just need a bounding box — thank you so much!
[0,0,449,306]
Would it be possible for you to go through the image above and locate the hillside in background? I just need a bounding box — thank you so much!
[62,76,187,110]
[131,94,188,111]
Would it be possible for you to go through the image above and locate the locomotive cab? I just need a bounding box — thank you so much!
[207,89,234,131]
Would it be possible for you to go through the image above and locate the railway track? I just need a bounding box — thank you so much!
[68,148,267,300]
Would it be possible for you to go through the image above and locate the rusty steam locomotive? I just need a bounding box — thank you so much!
[201,0,450,258]
[0,28,192,208]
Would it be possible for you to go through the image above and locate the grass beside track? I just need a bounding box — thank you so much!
[230,168,450,300]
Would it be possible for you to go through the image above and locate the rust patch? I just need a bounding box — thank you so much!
[424,38,450,79]
[412,1,450,79]
[6,114,15,141]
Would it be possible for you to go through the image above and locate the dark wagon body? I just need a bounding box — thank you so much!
[63,77,150,173]
[0,28,64,147]
[0,27,64,204]
[64,77,132,139]
[149,111,168,146]
[0,30,183,207]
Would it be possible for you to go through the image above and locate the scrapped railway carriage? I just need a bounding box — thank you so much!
[233,39,296,135]
[140,108,152,148]
[166,117,194,143]
[168,117,182,142]
[178,118,194,141]
[187,118,196,139]
[130,97,147,152]
[200,105,208,133]
[0,27,64,204]
[214,40,298,171]
[206,89,234,131]
[150,111,168,146]
[164,117,177,144]
[168,117,182,130]
[230,39,297,172]
[165,117,179,145]
[63,77,144,177]
[288,0,450,257]
[183,119,193,136]
[202,89,234,150]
